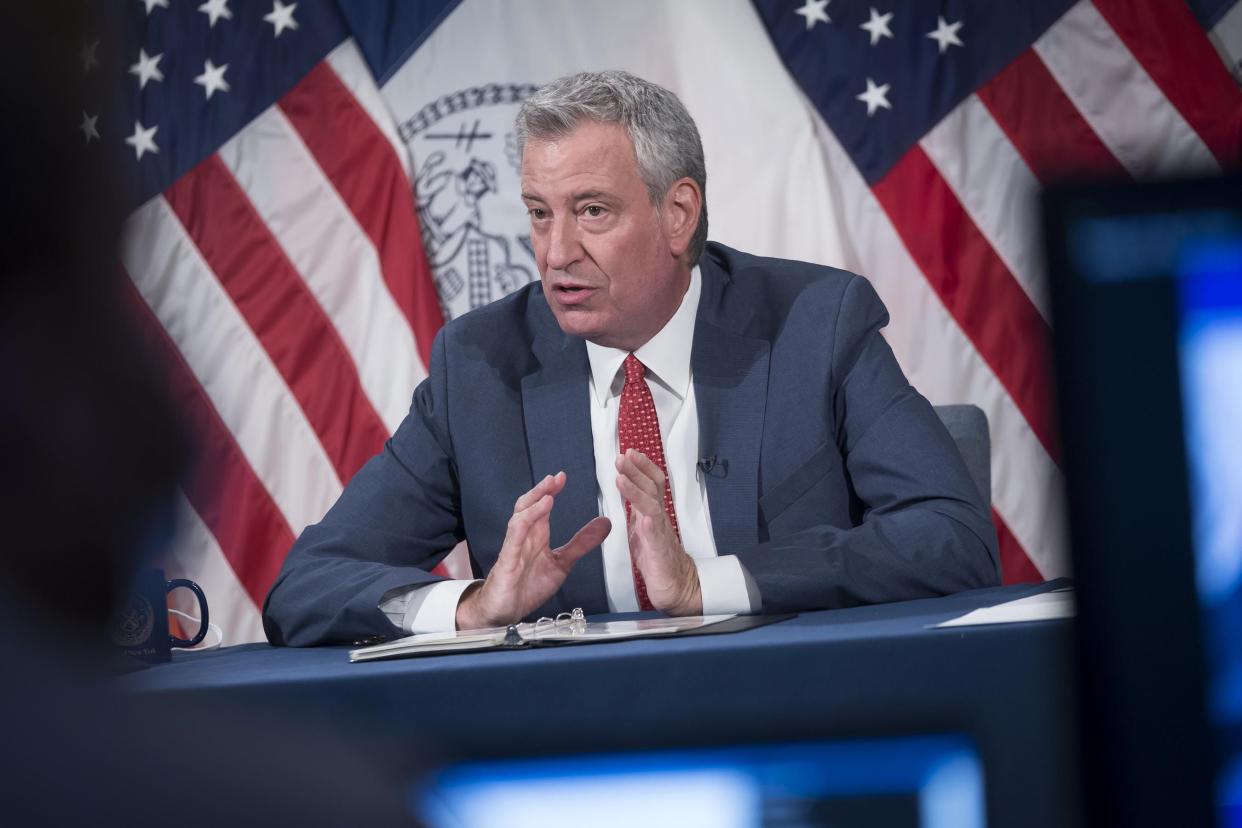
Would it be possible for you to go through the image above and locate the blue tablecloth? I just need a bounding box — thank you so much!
[118,580,1080,827]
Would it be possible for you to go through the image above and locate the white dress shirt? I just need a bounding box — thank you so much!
[381,266,759,633]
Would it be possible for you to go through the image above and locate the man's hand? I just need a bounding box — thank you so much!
[615,449,703,616]
[455,472,610,630]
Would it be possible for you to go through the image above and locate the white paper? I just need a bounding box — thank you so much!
[934,588,1075,628]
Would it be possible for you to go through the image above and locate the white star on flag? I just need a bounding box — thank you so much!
[194,59,231,99]
[198,0,234,28]
[125,120,159,160]
[795,0,831,31]
[264,0,300,37]
[140,0,170,15]
[927,16,964,54]
[860,8,894,46]
[79,111,99,143]
[129,48,165,90]
[80,40,100,74]
[856,77,892,116]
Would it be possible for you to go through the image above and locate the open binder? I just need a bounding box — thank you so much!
[349,611,795,663]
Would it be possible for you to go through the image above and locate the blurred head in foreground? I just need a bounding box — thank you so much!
[0,5,184,635]
[0,9,420,824]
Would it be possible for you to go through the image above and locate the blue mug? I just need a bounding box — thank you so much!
[109,568,209,663]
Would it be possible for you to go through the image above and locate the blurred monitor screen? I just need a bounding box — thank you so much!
[417,736,984,828]
[1178,241,1242,821]
[1055,181,1242,825]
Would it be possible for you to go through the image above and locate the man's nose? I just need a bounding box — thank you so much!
[544,215,583,271]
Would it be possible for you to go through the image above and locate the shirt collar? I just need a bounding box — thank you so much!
[585,265,700,406]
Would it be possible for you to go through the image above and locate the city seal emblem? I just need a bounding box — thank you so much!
[108,594,156,648]
[399,83,541,320]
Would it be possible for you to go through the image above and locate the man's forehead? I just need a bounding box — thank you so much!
[524,122,640,171]
[521,121,640,190]
[527,119,634,153]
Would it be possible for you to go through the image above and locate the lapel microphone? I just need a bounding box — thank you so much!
[697,456,728,478]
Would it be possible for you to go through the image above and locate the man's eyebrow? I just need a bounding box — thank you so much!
[521,190,615,202]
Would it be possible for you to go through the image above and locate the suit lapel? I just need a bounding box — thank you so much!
[693,256,769,553]
[521,322,608,612]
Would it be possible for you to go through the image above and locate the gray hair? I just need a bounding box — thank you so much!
[515,70,709,265]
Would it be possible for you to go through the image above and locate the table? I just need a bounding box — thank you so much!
[119,580,1080,827]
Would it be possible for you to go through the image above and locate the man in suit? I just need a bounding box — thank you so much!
[263,70,999,647]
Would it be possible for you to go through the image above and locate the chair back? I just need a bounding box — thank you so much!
[933,404,991,503]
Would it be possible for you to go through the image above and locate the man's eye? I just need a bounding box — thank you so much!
[529,208,546,220]
[584,205,605,218]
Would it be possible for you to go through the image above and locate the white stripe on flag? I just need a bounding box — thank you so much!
[218,107,426,434]
[809,104,1067,578]
[1034,0,1221,178]
[920,94,1049,321]
[1209,0,1242,80]
[165,492,267,646]
[123,196,343,533]
[326,39,414,182]
[670,0,852,268]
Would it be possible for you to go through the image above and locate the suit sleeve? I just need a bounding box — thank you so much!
[262,329,465,646]
[734,275,1001,613]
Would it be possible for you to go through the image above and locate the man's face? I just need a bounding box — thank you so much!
[521,121,688,351]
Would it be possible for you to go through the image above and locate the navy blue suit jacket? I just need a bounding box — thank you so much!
[263,243,1000,646]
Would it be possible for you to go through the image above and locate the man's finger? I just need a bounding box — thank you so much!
[616,472,664,518]
[616,452,663,501]
[623,449,665,489]
[512,474,551,513]
[512,471,566,514]
[554,516,612,567]
[497,494,554,579]
[493,515,529,574]
[510,493,555,529]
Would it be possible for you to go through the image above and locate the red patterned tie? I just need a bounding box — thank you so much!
[618,354,680,611]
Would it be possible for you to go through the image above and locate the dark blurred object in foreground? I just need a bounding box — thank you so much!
[0,5,185,635]
[0,7,418,824]
[1045,173,1242,828]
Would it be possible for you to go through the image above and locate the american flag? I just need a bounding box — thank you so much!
[752,0,1242,583]
[99,0,452,643]
[98,0,1241,643]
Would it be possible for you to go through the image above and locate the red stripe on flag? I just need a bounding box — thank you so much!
[977,49,1130,182]
[1092,0,1242,169]
[277,62,442,368]
[165,154,389,483]
[994,507,1045,585]
[120,275,296,607]
[872,147,1060,464]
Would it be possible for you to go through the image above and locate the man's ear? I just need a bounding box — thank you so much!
[663,178,702,259]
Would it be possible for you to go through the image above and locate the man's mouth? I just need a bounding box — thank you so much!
[553,284,597,305]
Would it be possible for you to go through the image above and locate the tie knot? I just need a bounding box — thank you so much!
[623,353,646,384]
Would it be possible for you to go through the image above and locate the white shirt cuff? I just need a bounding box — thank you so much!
[378,579,481,634]
[694,555,761,615]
